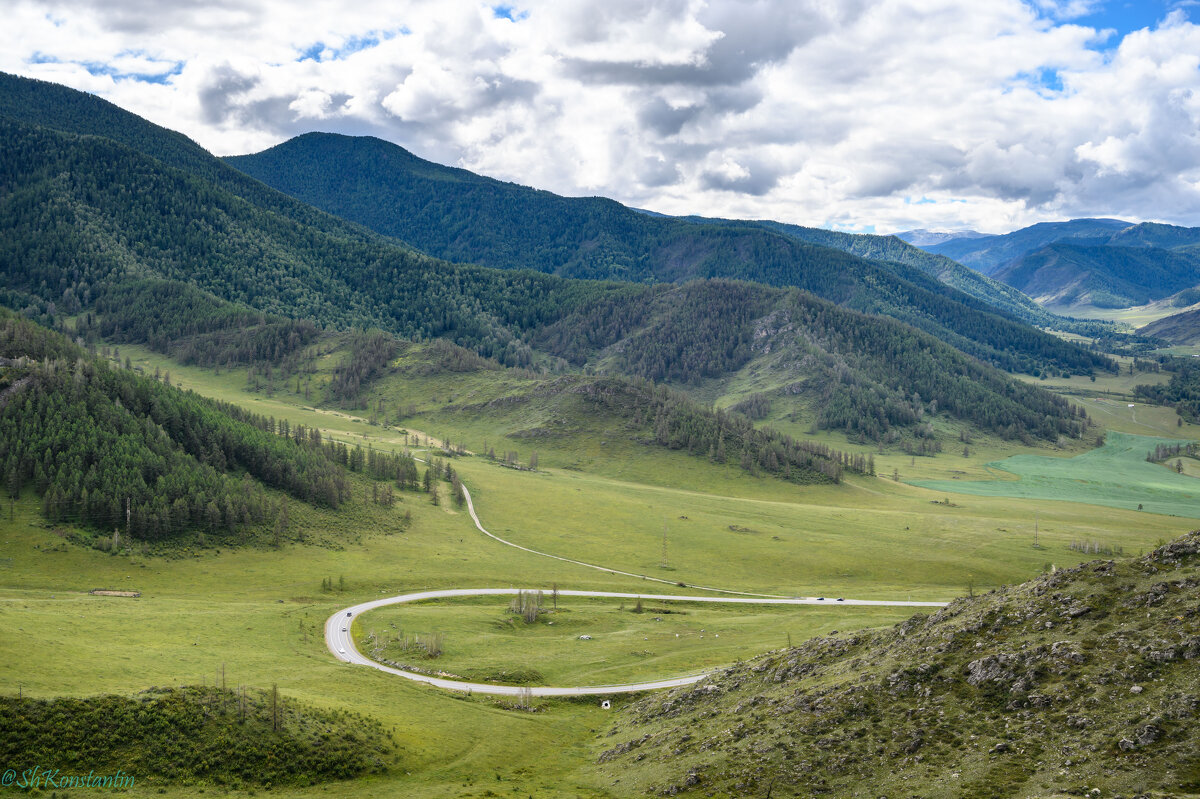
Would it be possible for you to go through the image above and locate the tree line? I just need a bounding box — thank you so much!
[1134,359,1200,423]
[577,377,874,484]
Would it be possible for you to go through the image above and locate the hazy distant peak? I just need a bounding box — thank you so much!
[895,229,987,247]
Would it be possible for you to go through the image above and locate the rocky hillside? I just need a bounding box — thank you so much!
[599,532,1200,798]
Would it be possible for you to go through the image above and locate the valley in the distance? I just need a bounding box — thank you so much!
[2,69,1200,799]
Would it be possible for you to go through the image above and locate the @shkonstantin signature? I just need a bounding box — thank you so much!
[2,766,135,789]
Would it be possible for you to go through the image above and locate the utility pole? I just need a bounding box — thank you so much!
[660,521,669,569]
[1034,514,1039,548]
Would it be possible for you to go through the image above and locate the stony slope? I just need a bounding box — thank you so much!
[600,532,1200,798]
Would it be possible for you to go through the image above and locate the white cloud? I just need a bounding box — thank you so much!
[5,0,1200,231]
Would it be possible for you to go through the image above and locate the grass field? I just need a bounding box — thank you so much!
[353,596,912,686]
[911,431,1200,519]
[0,485,654,799]
[4,336,1199,797]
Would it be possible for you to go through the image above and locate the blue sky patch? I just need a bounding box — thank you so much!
[81,59,184,85]
[29,50,183,84]
[1080,0,1184,37]
[297,42,326,62]
[493,5,528,21]
[296,28,406,63]
[1037,1,1192,46]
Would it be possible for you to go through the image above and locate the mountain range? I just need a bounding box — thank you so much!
[227,133,1069,331]
[0,71,1113,449]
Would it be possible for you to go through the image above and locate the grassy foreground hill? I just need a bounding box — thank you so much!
[0,686,392,789]
[599,532,1200,798]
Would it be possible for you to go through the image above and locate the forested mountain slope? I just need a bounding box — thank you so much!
[0,72,389,249]
[601,532,1200,798]
[224,132,1094,356]
[97,279,1091,449]
[691,216,1068,329]
[996,241,1200,308]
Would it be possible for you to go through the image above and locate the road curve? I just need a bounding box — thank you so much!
[325,588,948,697]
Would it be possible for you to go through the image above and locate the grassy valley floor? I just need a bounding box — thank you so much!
[2,340,1198,797]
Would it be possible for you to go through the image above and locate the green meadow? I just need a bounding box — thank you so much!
[911,431,1200,519]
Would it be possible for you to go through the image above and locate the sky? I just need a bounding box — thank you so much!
[5,0,1200,234]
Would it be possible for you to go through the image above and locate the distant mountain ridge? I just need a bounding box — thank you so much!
[736,219,1063,329]
[996,240,1200,309]
[917,217,1200,310]
[921,218,1133,275]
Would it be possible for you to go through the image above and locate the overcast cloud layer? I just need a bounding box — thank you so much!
[6,0,1200,233]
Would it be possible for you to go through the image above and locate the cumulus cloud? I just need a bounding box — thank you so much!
[4,0,1200,231]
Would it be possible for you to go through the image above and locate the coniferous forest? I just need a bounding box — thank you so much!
[0,309,347,542]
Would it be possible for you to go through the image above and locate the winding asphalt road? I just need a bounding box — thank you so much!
[325,587,946,696]
[324,477,949,696]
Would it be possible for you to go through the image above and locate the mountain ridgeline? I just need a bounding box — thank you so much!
[995,240,1200,309]
[224,132,1109,366]
[922,218,1134,275]
[684,216,1072,331]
